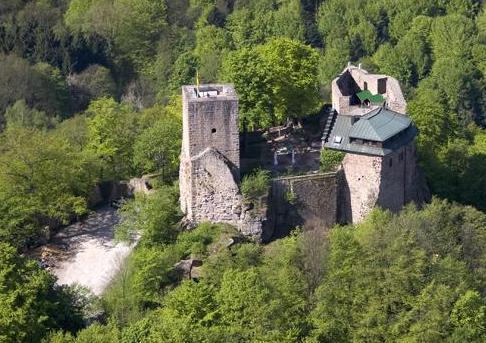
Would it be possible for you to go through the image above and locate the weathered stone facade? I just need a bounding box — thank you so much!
[339,153,382,223]
[179,85,265,238]
[181,147,242,224]
[339,143,425,223]
[269,172,339,237]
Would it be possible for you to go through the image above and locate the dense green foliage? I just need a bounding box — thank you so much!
[0,127,98,248]
[45,199,486,342]
[2,0,486,342]
[132,99,182,179]
[0,91,182,247]
[0,243,84,342]
[221,37,321,129]
[320,148,345,172]
[115,185,181,245]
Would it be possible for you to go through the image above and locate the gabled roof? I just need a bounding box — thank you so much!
[349,107,411,142]
[356,90,385,105]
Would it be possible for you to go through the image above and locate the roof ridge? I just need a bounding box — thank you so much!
[362,107,381,120]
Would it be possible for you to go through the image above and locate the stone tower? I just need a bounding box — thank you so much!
[324,64,428,223]
[179,84,243,226]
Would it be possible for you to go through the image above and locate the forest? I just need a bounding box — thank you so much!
[2,0,486,342]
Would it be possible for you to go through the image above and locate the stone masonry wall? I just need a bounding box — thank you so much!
[269,172,339,237]
[376,148,407,213]
[332,65,407,115]
[188,148,242,224]
[384,78,407,114]
[181,85,239,169]
[180,84,240,225]
[340,142,427,223]
[340,153,382,223]
[181,147,267,239]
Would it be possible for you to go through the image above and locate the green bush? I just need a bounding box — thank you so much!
[240,169,271,200]
[115,185,182,246]
[320,148,345,172]
[176,222,223,258]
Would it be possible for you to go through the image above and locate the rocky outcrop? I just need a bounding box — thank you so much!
[128,175,155,196]
[174,259,203,280]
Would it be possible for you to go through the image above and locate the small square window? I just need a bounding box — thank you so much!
[334,136,342,144]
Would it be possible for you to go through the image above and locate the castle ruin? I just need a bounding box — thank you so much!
[179,65,428,240]
[179,85,264,237]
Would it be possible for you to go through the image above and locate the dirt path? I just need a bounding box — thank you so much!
[48,207,136,296]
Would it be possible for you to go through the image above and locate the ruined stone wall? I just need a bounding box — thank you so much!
[331,78,343,113]
[179,155,193,217]
[187,148,242,224]
[269,172,339,237]
[340,154,382,223]
[384,78,407,114]
[349,67,380,93]
[180,84,240,223]
[332,74,354,113]
[349,68,406,114]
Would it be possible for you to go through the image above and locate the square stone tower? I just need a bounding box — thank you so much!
[179,84,241,224]
[180,84,240,169]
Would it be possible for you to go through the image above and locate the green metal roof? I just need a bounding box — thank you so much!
[356,90,385,105]
[370,94,385,104]
[349,107,412,142]
[323,107,417,156]
[356,90,372,101]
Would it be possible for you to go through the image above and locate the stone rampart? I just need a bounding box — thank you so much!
[268,172,339,237]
